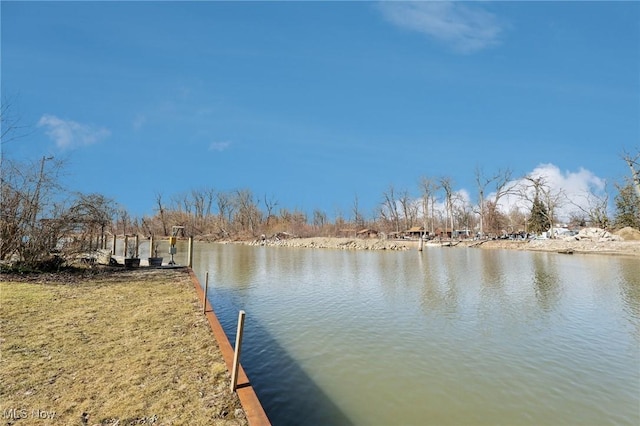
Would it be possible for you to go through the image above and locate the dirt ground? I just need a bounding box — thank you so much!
[474,238,640,256]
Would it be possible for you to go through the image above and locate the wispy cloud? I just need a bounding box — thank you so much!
[38,114,110,149]
[209,141,231,152]
[377,1,504,53]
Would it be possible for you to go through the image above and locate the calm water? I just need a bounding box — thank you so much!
[191,243,640,426]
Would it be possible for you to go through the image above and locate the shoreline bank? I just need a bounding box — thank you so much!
[236,235,640,257]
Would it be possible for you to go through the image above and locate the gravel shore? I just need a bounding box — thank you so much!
[243,234,640,257]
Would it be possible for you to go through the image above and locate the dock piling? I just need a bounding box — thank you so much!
[231,310,246,392]
[203,272,209,314]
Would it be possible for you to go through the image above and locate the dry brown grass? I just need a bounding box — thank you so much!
[0,268,247,426]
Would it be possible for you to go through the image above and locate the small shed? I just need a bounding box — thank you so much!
[356,228,379,239]
[405,226,425,239]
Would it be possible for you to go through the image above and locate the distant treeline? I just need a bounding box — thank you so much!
[2,150,639,269]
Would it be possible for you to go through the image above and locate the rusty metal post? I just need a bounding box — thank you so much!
[231,310,246,392]
[202,271,209,314]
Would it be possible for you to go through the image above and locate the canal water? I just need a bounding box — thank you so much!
[191,243,640,426]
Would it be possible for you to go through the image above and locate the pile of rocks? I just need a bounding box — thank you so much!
[615,226,640,241]
[248,237,409,250]
[563,227,621,242]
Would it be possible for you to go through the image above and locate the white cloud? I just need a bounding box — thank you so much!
[209,141,231,152]
[38,114,110,149]
[377,1,504,53]
[495,164,607,221]
[406,164,607,227]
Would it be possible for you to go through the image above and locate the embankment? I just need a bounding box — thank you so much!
[240,235,640,257]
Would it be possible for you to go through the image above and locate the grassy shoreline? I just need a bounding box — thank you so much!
[0,268,247,426]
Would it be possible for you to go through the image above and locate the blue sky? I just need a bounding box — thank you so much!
[2,1,639,220]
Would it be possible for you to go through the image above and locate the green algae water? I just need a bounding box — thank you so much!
[193,244,640,426]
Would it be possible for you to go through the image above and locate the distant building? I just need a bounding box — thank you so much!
[405,226,427,239]
[452,229,471,239]
[356,228,379,239]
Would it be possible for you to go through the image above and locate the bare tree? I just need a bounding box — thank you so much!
[205,187,215,218]
[397,189,418,230]
[192,189,206,221]
[0,103,116,266]
[569,184,610,229]
[380,185,400,233]
[313,208,327,231]
[1,95,32,146]
[117,208,130,236]
[155,192,169,236]
[65,193,116,251]
[263,193,279,226]
[452,193,474,236]
[0,156,69,265]
[187,187,216,233]
[215,191,233,237]
[475,167,491,237]
[484,200,508,235]
[419,177,438,235]
[622,149,640,198]
[475,167,515,237]
[352,194,365,228]
[507,205,527,234]
[439,177,454,238]
[232,189,261,236]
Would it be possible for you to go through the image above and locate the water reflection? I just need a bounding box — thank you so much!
[532,254,560,313]
[617,259,640,340]
[480,249,506,289]
[419,248,460,317]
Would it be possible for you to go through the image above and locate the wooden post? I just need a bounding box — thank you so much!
[187,236,194,268]
[418,235,424,252]
[112,234,117,255]
[134,234,139,258]
[202,271,209,314]
[123,235,128,257]
[230,310,246,392]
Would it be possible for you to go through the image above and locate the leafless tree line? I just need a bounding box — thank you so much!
[1,156,117,267]
[375,165,620,238]
[128,149,640,242]
[1,96,637,267]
